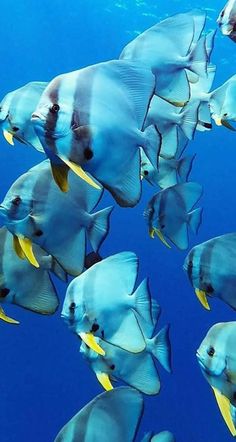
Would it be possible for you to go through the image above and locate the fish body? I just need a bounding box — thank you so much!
[197,322,236,435]
[184,233,236,311]
[209,74,236,129]
[0,160,112,276]
[120,10,207,103]
[32,60,159,207]
[144,96,198,159]
[0,226,65,323]
[0,81,47,151]
[142,431,175,442]
[80,293,171,394]
[54,387,144,442]
[217,0,236,41]
[61,252,153,354]
[141,149,195,189]
[145,182,203,250]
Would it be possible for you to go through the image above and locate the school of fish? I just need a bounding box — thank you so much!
[2,4,236,440]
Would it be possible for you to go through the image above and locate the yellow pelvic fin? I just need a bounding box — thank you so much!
[0,306,19,324]
[18,237,39,268]
[154,228,171,249]
[221,119,236,131]
[195,288,210,311]
[3,130,14,146]
[213,116,222,127]
[96,372,113,391]
[212,387,236,436]
[149,228,155,239]
[13,234,26,260]
[51,162,69,192]
[79,332,105,356]
[60,157,101,190]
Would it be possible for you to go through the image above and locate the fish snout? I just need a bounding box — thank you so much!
[31,112,46,123]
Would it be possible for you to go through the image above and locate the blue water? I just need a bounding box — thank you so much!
[0,0,235,440]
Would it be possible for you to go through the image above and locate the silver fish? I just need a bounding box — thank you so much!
[61,251,153,356]
[144,182,203,250]
[197,322,236,436]
[54,387,144,442]
[0,81,47,151]
[32,60,160,207]
[0,160,112,275]
[184,233,236,311]
[217,0,236,41]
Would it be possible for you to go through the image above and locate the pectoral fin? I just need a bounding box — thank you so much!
[195,288,210,310]
[96,372,113,391]
[79,332,105,356]
[18,237,39,268]
[59,157,101,190]
[0,306,19,324]
[50,162,69,192]
[3,130,14,146]
[212,387,236,436]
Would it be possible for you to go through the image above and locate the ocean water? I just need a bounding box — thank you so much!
[0,0,235,441]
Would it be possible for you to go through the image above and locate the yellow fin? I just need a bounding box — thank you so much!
[60,157,101,190]
[18,237,39,268]
[195,288,210,310]
[13,234,26,260]
[96,372,113,391]
[79,332,105,356]
[3,130,14,146]
[0,306,19,324]
[213,116,222,126]
[212,387,236,436]
[51,162,69,192]
[149,228,155,239]
[154,228,171,249]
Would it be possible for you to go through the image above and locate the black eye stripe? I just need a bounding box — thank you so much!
[50,103,60,114]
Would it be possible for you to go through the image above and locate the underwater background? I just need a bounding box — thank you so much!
[0,0,235,441]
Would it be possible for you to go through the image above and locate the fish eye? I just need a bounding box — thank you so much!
[12,196,21,206]
[161,224,165,229]
[223,113,228,117]
[91,323,99,332]
[50,103,60,114]
[207,346,215,357]
[12,126,19,132]
[69,302,76,313]
[144,170,149,176]
[220,10,225,18]
[188,260,193,268]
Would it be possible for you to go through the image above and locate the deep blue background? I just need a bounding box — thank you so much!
[0,0,235,441]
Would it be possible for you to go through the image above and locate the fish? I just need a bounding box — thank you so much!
[209,74,236,130]
[0,81,47,152]
[141,149,195,189]
[0,160,113,275]
[120,10,207,104]
[141,431,175,442]
[144,96,199,159]
[31,59,160,207]
[217,0,236,41]
[197,322,236,436]
[183,233,236,311]
[0,226,66,324]
[80,293,171,395]
[144,182,203,250]
[61,251,153,356]
[54,386,144,442]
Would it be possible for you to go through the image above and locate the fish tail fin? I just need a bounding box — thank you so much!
[177,154,196,182]
[51,257,68,282]
[87,206,113,251]
[180,102,199,140]
[188,35,207,77]
[142,125,161,168]
[150,324,172,373]
[133,278,152,327]
[188,207,203,234]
